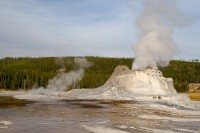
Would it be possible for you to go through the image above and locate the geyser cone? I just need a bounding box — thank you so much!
[66,65,195,108]
[104,65,177,96]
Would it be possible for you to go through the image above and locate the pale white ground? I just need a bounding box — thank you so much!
[139,115,200,122]
[0,121,13,129]
[81,125,129,133]
[0,91,25,96]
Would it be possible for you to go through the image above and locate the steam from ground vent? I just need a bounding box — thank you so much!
[132,0,191,70]
[31,57,91,95]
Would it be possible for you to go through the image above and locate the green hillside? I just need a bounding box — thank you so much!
[0,57,199,92]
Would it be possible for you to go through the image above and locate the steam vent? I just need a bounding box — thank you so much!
[66,65,195,108]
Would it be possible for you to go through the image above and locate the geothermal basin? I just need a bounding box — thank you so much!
[1,66,200,133]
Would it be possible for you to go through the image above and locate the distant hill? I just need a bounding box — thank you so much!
[0,56,199,92]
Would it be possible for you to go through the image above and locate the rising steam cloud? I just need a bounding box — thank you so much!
[31,57,91,95]
[132,0,191,70]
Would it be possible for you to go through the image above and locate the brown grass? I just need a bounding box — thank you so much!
[180,93,200,101]
[188,93,200,101]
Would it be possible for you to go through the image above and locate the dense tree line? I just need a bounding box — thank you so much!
[160,60,200,92]
[0,56,199,92]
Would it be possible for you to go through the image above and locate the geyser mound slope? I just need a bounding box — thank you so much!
[104,65,177,96]
[66,65,195,108]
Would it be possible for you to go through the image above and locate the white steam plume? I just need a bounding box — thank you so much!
[132,0,191,70]
[31,57,91,95]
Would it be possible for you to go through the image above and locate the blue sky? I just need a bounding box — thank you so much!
[0,0,199,60]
